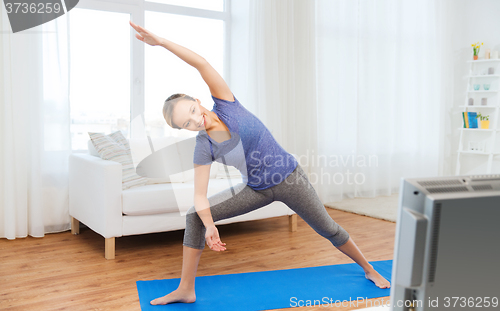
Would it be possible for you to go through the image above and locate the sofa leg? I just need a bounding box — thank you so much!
[71,217,79,235]
[105,237,115,260]
[289,214,297,232]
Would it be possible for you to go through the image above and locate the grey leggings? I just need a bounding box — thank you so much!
[183,163,350,250]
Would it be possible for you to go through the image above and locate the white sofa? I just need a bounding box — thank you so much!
[69,136,297,259]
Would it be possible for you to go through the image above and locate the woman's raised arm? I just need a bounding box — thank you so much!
[129,21,234,102]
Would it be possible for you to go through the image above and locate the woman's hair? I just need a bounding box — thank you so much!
[163,93,196,130]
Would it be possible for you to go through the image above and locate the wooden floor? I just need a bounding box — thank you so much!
[0,208,396,311]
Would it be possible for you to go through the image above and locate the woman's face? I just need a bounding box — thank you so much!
[172,98,208,131]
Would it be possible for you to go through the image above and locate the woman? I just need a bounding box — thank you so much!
[129,20,390,306]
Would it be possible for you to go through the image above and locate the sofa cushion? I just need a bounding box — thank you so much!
[122,183,191,216]
[122,176,244,216]
[87,139,100,157]
[88,131,148,190]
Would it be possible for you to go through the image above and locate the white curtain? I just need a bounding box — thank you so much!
[247,0,453,203]
[247,0,319,196]
[0,7,71,239]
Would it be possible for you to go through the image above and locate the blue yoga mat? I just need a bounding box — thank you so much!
[137,260,392,311]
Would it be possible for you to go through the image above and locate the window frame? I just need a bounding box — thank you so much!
[73,0,231,140]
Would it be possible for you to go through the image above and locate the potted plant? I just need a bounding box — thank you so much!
[476,112,490,129]
[472,42,483,60]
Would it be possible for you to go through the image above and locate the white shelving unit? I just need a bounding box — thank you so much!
[455,59,500,175]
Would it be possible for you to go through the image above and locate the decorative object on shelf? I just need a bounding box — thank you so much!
[476,112,490,129]
[480,120,490,130]
[478,141,486,152]
[462,111,479,128]
[471,42,483,60]
[468,141,485,152]
[488,67,495,75]
[468,141,486,152]
[473,84,480,90]
[493,50,499,59]
[485,48,491,59]
[468,141,478,151]
[468,111,478,128]
[483,84,491,90]
[468,98,474,106]
[481,98,488,106]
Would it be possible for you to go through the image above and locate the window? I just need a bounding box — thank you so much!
[145,11,224,138]
[69,8,131,150]
[147,0,224,12]
[68,0,229,150]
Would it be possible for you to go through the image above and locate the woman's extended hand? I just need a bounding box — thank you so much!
[129,21,163,46]
[205,225,226,252]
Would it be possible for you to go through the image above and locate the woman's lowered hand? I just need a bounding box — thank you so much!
[205,225,226,252]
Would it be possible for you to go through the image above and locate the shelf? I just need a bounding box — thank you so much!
[467,59,500,63]
[468,75,500,78]
[457,59,500,176]
[458,150,500,156]
[457,150,490,155]
[457,128,496,131]
[459,105,498,108]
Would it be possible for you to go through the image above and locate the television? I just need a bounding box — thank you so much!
[357,173,500,311]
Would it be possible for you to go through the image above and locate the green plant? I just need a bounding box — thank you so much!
[472,42,483,56]
[476,112,489,121]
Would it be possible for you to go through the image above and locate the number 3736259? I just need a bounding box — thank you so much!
[443,296,498,308]
[5,2,62,14]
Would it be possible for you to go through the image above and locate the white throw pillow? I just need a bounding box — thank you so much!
[88,131,148,190]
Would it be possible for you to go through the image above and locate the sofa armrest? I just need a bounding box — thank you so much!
[69,153,123,238]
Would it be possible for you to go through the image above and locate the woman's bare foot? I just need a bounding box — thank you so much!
[364,266,391,289]
[150,287,196,305]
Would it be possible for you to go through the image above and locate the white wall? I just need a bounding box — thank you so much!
[448,0,500,175]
